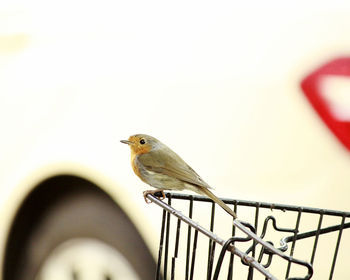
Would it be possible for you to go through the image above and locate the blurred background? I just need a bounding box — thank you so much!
[0,1,350,279]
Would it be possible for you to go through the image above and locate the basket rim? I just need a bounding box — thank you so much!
[160,191,350,218]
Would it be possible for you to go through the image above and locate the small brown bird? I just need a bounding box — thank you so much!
[121,134,236,219]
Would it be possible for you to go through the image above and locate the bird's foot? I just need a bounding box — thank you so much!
[143,190,165,203]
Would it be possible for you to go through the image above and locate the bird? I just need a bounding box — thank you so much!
[121,134,237,219]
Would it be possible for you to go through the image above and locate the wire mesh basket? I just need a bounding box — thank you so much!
[147,192,350,280]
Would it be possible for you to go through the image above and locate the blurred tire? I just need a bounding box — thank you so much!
[3,176,156,280]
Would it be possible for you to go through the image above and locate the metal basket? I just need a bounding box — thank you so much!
[147,192,350,280]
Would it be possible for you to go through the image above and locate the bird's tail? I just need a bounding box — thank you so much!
[198,187,237,219]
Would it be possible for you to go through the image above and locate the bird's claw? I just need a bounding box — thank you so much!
[157,191,166,200]
[143,190,165,203]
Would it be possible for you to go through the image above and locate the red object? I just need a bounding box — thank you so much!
[301,57,350,151]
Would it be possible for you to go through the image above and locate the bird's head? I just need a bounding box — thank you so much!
[121,134,160,155]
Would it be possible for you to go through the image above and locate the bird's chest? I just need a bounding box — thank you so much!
[131,154,143,178]
[131,154,154,183]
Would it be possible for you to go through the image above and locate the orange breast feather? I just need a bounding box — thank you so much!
[131,153,143,179]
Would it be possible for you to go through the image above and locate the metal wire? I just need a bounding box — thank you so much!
[163,193,350,218]
[329,215,346,280]
[148,194,279,280]
[285,209,302,279]
[163,195,171,278]
[189,229,199,280]
[185,196,193,280]
[156,208,166,280]
[227,201,238,280]
[310,212,323,264]
[207,202,216,280]
[151,192,350,280]
[171,218,181,280]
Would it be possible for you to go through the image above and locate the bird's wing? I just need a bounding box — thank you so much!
[138,148,212,189]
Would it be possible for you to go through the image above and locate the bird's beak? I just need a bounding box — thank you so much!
[120,140,133,145]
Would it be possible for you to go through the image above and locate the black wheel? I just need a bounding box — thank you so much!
[3,176,156,280]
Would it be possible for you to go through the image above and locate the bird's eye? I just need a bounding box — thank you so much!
[140,139,146,145]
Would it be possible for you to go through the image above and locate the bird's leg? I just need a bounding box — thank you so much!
[143,189,165,203]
